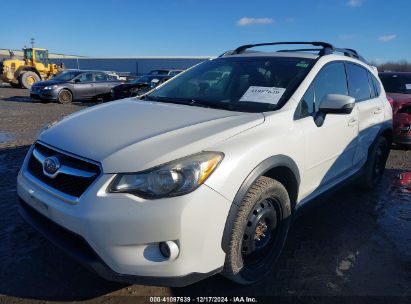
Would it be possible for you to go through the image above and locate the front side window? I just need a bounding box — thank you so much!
[147,56,314,112]
[300,84,315,117]
[314,63,348,109]
[24,49,33,60]
[298,62,348,118]
[346,63,371,102]
[77,73,93,82]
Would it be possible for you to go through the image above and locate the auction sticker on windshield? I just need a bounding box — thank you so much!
[240,86,286,104]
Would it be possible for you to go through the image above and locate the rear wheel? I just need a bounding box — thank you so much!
[20,71,40,89]
[57,89,73,104]
[359,136,389,189]
[223,176,292,284]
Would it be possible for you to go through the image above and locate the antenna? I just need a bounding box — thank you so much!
[30,38,35,48]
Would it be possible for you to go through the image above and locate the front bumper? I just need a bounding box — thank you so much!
[17,162,231,286]
[18,197,222,286]
[30,89,59,101]
[111,90,132,100]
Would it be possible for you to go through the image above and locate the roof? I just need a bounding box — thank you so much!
[221,41,368,64]
[225,52,318,59]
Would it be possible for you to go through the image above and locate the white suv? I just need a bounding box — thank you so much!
[17,42,393,286]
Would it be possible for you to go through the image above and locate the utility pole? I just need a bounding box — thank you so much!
[30,38,35,48]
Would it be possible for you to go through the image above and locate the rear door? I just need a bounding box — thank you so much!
[93,72,116,96]
[346,63,384,167]
[73,72,95,100]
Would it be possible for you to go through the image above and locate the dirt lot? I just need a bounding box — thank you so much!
[0,87,410,303]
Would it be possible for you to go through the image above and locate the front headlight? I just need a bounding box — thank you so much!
[109,152,223,199]
[44,85,58,90]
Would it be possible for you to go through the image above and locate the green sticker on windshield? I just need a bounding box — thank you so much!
[296,62,309,68]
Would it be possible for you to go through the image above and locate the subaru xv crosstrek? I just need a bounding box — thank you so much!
[17,42,393,286]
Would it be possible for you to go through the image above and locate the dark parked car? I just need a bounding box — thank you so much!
[379,72,411,145]
[111,74,171,100]
[30,70,123,104]
[148,69,183,76]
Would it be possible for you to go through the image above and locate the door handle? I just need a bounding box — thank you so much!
[374,107,383,114]
[348,118,358,127]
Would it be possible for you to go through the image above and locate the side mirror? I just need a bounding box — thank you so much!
[74,78,81,83]
[319,94,355,114]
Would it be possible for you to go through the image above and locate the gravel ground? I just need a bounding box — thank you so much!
[0,87,410,303]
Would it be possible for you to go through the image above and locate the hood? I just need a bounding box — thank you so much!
[33,79,65,87]
[39,99,264,173]
[113,83,148,91]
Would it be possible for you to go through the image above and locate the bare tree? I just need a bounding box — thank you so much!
[371,60,411,72]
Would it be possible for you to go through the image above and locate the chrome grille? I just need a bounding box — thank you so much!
[26,142,101,199]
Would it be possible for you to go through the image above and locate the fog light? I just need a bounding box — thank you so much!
[159,241,179,260]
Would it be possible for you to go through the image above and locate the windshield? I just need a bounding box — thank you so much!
[148,70,169,75]
[53,71,81,81]
[380,74,411,94]
[146,56,314,112]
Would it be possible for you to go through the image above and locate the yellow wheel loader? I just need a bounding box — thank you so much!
[0,48,64,89]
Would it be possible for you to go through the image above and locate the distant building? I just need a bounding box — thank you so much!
[0,48,212,76]
[51,56,211,75]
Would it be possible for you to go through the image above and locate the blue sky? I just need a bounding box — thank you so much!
[2,0,410,62]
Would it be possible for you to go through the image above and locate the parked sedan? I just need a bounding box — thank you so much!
[148,69,183,76]
[379,72,411,145]
[111,74,171,100]
[30,70,122,104]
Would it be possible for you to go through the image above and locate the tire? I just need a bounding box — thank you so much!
[359,136,389,189]
[20,71,40,89]
[10,82,22,88]
[222,176,292,285]
[57,89,73,104]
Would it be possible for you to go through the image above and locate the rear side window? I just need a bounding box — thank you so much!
[94,72,108,82]
[371,73,381,96]
[367,73,377,98]
[298,62,348,117]
[346,63,371,102]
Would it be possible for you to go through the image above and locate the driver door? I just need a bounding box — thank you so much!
[296,62,359,198]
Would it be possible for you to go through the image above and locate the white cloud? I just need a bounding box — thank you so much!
[347,0,364,7]
[236,17,274,26]
[378,34,397,42]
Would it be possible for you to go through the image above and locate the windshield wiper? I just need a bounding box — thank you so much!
[142,95,237,111]
[143,95,193,106]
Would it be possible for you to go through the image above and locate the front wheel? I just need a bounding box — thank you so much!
[57,89,73,104]
[223,176,292,285]
[20,71,40,89]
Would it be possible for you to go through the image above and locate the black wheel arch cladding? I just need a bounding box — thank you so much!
[221,154,300,253]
